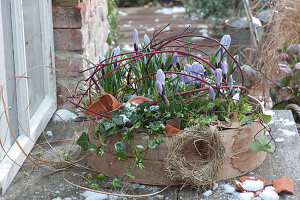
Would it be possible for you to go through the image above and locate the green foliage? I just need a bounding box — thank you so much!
[116,0,179,7]
[184,0,236,22]
[110,176,123,188]
[63,150,74,161]
[89,183,101,190]
[86,173,93,180]
[77,132,89,151]
[107,0,121,46]
[97,173,106,181]
[250,135,272,153]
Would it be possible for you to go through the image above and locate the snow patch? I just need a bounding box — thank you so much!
[282,130,297,137]
[212,182,219,190]
[155,7,185,15]
[155,18,159,22]
[264,186,275,191]
[52,109,77,122]
[259,189,279,200]
[275,138,285,143]
[52,198,62,200]
[203,190,212,197]
[223,184,236,193]
[241,179,264,191]
[237,192,254,200]
[81,191,108,200]
[146,27,155,32]
[264,110,274,116]
[123,44,134,52]
[46,131,53,137]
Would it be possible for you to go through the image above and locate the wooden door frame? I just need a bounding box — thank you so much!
[0,0,56,194]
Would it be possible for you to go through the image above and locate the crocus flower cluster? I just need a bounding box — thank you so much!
[155,69,169,106]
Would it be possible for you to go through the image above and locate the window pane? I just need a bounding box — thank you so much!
[22,0,45,118]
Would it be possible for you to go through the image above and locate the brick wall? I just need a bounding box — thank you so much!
[52,0,109,108]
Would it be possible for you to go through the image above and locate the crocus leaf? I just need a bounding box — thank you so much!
[88,144,96,151]
[259,114,271,124]
[76,132,89,151]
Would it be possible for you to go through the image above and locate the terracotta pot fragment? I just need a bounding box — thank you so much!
[272,177,294,194]
[84,94,120,119]
[126,96,151,105]
[165,118,181,136]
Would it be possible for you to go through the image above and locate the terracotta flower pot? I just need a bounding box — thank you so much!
[84,94,120,119]
[125,96,151,105]
[87,96,267,186]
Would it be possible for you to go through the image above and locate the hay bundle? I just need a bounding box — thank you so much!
[164,126,225,188]
[255,0,300,106]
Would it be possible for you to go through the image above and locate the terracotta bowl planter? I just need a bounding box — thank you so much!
[87,96,266,185]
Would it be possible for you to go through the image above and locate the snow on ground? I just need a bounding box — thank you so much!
[264,110,275,116]
[241,179,264,192]
[52,109,77,122]
[46,130,53,137]
[203,190,212,197]
[223,184,236,194]
[259,190,279,200]
[275,138,285,143]
[146,27,155,32]
[81,191,120,200]
[237,192,254,200]
[123,44,134,52]
[282,130,297,137]
[154,7,185,15]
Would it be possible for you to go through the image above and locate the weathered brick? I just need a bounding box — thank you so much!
[55,50,84,77]
[53,0,79,7]
[52,6,82,28]
[53,25,89,50]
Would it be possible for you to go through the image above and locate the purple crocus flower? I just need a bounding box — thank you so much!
[229,75,233,95]
[295,62,300,70]
[281,53,289,61]
[209,87,216,101]
[168,52,178,70]
[133,29,139,52]
[185,64,192,73]
[220,34,231,50]
[221,61,228,80]
[144,34,150,52]
[112,47,120,69]
[155,81,163,95]
[156,69,165,85]
[214,68,223,87]
[278,64,293,75]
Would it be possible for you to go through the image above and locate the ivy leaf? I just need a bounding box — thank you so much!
[103,121,116,130]
[88,144,96,152]
[133,121,141,129]
[147,140,158,149]
[116,151,128,161]
[77,132,89,151]
[89,183,100,190]
[97,148,104,156]
[259,114,272,124]
[114,141,126,152]
[110,176,123,188]
[142,135,149,140]
[112,116,124,126]
[125,172,136,179]
[250,135,272,153]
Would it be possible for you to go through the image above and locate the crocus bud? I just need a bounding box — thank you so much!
[156,69,165,85]
[231,55,239,74]
[295,62,300,70]
[144,34,150,52]
[168,53,178,70]
[209,87,216,101]
[281,53,289,61]
[220,34,231,50]
[278,64,293,75]
[161,53,166,70]
[133,29,139,52]
[155,81,163,95]
[229,75,233,94]
[221,61,228,78]
[171,74,178,86]
[281,86,293,101]
[214,68,223,87]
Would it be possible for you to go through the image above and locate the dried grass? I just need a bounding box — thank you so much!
[164,126,225,188]
[255,0,300,105]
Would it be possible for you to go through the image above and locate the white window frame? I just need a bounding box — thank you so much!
[0,0,56,194]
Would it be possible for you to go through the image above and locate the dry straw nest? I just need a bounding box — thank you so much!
[164,126,225,188]
[255,0,300,105]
